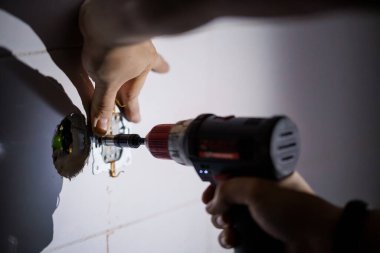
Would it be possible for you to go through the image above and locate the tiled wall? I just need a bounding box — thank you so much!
[1,3,379,253]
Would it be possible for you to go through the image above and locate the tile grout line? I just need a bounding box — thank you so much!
[106,233,110,253]
[44,199,200,252]
[0,45,82,60]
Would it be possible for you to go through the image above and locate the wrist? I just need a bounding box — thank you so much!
[80,0,149,47]
[135,0,221,36]
[286,199,342,253]
[333,200,375,253]
[362,210,380,252]
[306,205,342,253]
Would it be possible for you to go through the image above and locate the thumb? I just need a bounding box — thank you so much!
[91,83,119,136]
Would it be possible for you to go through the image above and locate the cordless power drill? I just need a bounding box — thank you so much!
[100,114,300,253]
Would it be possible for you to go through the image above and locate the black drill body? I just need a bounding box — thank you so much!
[166,114,299,253]
[181,114,298,182]
[102,114,300,253]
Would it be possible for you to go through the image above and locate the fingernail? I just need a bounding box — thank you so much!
[220,236,227,247]
[216,216,225,227]
[95,116,108,135]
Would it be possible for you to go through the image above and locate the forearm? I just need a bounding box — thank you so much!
[329,200,380,253]
[295,202,380,253]
[80,0,217,47]
[80,0,369,48]
[216,0,364,18]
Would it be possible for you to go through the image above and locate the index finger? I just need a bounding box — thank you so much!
[116,67,150,122]
[151,54,170,73]
[202,184,216,204]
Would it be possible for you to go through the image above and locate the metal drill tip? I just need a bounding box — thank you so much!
[101,134,144,148]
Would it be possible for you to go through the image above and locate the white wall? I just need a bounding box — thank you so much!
[0,4,379,253]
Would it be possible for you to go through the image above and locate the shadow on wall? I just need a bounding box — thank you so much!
[0,1,94,115]
[0,47,80,252]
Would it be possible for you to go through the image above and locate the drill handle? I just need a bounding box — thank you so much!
[231,205,284,253]
[211,176,284,253]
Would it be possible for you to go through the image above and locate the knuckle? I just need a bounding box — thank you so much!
[123,92,139,101]
[92,102,114,115]
[217,181,229,198]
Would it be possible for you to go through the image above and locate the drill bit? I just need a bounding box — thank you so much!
[100,134,145,148]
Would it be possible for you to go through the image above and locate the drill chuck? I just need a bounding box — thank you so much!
[145,124,174,160]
